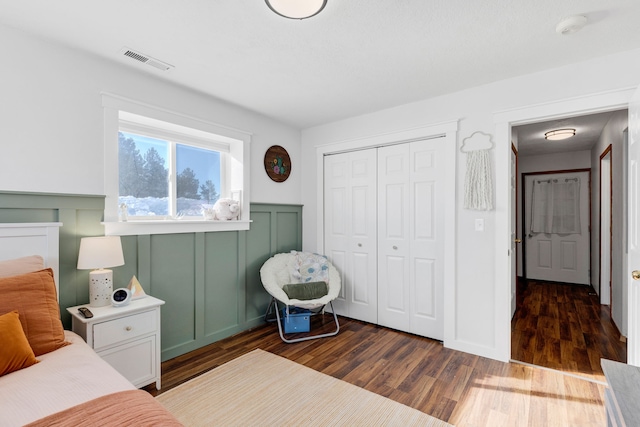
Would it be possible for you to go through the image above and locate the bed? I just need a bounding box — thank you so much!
[0,223,181,426]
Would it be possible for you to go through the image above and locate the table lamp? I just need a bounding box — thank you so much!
[77,236,125,307]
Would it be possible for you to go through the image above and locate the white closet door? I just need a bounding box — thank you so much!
[324,149,378,323]
[378,139,445,340]
[377,144,411,331]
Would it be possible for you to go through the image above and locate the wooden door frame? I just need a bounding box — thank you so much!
[511,143,520,309]
[521,168,592,281]
[599,145,613,307]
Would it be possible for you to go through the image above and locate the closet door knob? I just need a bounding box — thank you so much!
[392,246,398,250]
[632,270,640,281]
[358,243,362,247]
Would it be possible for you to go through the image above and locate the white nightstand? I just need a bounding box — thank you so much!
[67,296,165,390]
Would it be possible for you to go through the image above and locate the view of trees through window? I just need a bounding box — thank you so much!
[118,131,221,217]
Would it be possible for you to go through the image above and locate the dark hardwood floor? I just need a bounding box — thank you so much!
[511,279,627,382]
[147,311,608,426]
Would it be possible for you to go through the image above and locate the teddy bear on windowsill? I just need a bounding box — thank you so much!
[204,198,240,221]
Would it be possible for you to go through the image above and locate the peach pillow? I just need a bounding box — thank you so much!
[0,255,44,278]
[0,311,39,376]
[0,268,69,356]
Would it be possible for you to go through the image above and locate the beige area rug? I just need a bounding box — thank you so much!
[157,349,453,427]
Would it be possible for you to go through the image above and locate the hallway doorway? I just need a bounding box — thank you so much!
[510,110,628,377]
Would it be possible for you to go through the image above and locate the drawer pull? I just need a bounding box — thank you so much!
[125,326,132,331]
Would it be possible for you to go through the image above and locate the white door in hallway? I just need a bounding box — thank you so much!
[377,139,445,340]
[324,149,378,324]
[524,171,590,285]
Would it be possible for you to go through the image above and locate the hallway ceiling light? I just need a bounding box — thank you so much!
[265,0,327,19]
[544,129,576,140]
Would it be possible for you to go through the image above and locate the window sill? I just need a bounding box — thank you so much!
[103,220,251,236]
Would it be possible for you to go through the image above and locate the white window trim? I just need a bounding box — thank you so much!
[119,113,232,153]
[102,92,251,236]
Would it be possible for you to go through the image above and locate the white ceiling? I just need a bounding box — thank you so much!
[1,1,639,129]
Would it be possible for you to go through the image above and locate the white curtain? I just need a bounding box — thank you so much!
[530,180,552,233]
[530,178,581,234]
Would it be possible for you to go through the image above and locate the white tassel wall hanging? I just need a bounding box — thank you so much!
[461,131,494,211]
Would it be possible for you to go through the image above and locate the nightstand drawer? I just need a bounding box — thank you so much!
[99,336,156,388]
[93,310,157,350]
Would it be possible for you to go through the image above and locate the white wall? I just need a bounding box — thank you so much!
[515,150,592,277]
[0,24,301,205]
[590,110,628,335]
[301,48,640,361]
[518,150,592,174]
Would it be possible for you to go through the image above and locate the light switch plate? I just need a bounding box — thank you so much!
[475,219,484,231]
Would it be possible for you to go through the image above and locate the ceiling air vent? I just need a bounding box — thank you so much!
[121,48,174,71]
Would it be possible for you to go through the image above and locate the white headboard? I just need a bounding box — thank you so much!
[0,223,63,296]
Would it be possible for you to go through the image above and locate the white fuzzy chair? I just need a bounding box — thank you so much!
[260,252,341,343]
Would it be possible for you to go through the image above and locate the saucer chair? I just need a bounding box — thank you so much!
[260,252,341,343]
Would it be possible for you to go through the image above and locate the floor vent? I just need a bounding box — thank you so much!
[121,48,174,71]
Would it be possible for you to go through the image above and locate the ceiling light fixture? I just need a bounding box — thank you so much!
[265,0,327,19]
[544,129,576,141]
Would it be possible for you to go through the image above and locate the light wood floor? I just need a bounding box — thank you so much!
[511,280,626,383]
[146,312,608,426]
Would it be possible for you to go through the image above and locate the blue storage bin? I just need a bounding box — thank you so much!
[281,307,311,333]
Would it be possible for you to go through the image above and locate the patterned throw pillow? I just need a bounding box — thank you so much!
[289,251,329,284]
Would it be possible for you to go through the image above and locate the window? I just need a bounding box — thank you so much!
[118,130,222,219]
[102,93,251,236]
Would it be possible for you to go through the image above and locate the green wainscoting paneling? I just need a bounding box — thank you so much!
[0,192,302,362]
[204,231,240,337]
[150,233,198,353]
[245,210,273,323]
[244,204,303,323]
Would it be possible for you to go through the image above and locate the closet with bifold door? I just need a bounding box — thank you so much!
[324,137,446,340]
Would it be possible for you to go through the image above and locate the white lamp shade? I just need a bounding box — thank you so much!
[265,0,327,19]
[78,236,124,307]
[77,236,124,270]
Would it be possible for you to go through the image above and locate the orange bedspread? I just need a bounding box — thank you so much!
[24,389,183,427]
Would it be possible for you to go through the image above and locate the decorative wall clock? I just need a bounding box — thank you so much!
[264,145,291,182]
